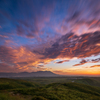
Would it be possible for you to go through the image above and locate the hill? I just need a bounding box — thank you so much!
[0,78,100,100]
[15,77,100,87]
[0,78,38,90]
[75,77,100,87]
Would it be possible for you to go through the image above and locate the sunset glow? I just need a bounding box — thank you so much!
[0,0,100,76]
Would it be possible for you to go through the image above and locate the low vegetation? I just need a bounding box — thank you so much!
[0,77,100,100]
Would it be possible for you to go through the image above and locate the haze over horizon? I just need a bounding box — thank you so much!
[0,0,100,76]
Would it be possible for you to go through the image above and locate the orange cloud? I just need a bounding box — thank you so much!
[90,65,100,68]
[0,45,55,72]
[0,31,100,73]
[96,43,100,46]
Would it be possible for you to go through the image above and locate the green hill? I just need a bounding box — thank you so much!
[75,77,100,87]
[0,78,38,90]
[0,78,100,100]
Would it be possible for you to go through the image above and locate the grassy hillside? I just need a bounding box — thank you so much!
[0,78,100,100]
[16,77,100,87]
[0,78,38,90]
[75,77,100,87]
[16,77,72,85]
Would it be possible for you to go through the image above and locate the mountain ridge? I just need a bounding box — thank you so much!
[0,71,59,77]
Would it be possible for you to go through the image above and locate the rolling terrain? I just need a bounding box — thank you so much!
[0,77,100,100]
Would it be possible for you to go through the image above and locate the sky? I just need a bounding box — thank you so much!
[0,0,100,76]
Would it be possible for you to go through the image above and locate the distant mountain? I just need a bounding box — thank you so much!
[0,71,59,77]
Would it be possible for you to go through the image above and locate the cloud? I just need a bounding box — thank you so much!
[96,43,100,46]
[41,31,100,59]
[0,35,8,38]
[0,63,17,72]
[0,45,54,72]
[4,40,14,46]
[90,65,100,68]
[1,0,100,38]
[73,58,100,66]
[26,33,34,38]
[0,46,17,63]
[56,60,69,64]
[73,59,88,66]
[68,11,81,22]
[0,0,55,39]
[57,0,100,36]
[0,0,100,73]
[0,30,100,72]
[91,58,100,63]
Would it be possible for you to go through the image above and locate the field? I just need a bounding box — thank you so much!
[0,77,100,100]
